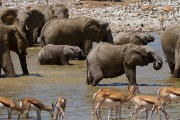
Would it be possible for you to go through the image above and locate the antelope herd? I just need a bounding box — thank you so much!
[0,96,66,120]
[92,86,180,120]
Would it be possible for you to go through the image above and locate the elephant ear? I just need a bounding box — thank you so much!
[129,34,143,45]
[10,25,29,53]
[83,18,101,42]
[46,5,53,21]
[63,46,75,58]
[0,8,18,25]
[123,44,148,66]
[25,9,44,30]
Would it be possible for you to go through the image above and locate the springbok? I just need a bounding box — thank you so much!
[130,95,169,120]
[52,97,66,120]
[158,86,180,115]
[0,96,21,119]
[17,97,53,120]
[91,85,137,120]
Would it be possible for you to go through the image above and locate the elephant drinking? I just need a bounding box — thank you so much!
[38,44,86,65]
[86,43,163,86]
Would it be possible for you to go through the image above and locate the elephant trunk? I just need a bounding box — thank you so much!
[105,28,113,44]
[152,53,163,70]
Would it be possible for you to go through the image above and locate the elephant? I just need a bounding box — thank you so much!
[0,8,44,46]
[113,31,155,45]
[161,25,180,78]
[38,44,86,65]
[0,24,29,77]
[86,42,163,86]
[30,4,69,43]
[40,17,113,55]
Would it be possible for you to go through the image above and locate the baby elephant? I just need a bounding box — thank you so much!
[113,32,154,45]
[38,44,86,65]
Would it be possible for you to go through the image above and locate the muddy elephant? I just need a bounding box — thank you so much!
[113,32,154,45]
[38,44,86,65]
[30,4,69,43]
[161,25,180,78]
[0,24,29,77]
[0,8,44,46]
[86,43,163,86]
[40,17,113,55]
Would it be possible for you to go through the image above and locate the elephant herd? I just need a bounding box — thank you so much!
[0,3,180,87]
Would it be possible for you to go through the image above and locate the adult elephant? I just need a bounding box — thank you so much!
[0,8,44,46]
[38,44,86,65]
[30,4,69,43]
[86,43,163,86]
[113,31,154,45]
[40,17,113,55]
[161,25,180,78]
[0,24,29,77]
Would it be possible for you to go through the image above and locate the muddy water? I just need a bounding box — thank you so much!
[0,33,180,120]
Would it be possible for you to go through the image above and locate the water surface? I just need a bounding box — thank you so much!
[0,33,180,120]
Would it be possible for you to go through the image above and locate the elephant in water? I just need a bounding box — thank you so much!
[40,17,113,55]
[30,4,69,43]
[0,8,44,46]
[113,32,154,45]
[0,24,29,77]
[86,43,163,86]
[161,25,180,78]
[38,44,86,65]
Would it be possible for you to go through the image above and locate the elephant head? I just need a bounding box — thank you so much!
[17,9,44,32]
[63,46,86,60]
[83,18,113,44]
[52,4,69,19]
[130,32,154,45]
[124,45,163,70]
[0,8,44,46]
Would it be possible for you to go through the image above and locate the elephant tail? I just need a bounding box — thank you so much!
[40,34,46,47]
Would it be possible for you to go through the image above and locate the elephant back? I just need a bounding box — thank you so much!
[161,26,180,50]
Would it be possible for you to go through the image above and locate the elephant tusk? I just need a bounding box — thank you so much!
[26,25,29,30]
[156,60,161,64]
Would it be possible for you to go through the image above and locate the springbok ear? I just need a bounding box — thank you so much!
[1,8,18,25]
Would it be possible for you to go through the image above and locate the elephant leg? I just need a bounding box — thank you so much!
[87,61,93,85]
[162,48,175,74]
[173,48,180,77]
[124,64,136,85]
[60,56,69,65]
[90,65,103,86]
[82,40,92,55]
[25,30,33,47]
[18,51,29,75]
[167,62,175,74]
[0,67,1,77]
[33,27,39,44]
[2,50,16,77]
